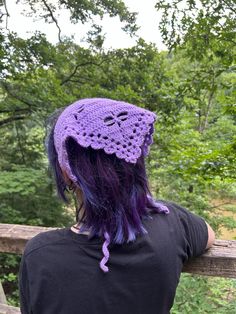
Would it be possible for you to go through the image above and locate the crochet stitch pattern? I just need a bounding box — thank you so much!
[54,98,157,182]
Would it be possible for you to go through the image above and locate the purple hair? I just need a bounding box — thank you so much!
[46,109,169,271]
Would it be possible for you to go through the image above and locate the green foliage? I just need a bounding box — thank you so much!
[156,0,236,64]
[0,253,21,306]
[172,274,236,313]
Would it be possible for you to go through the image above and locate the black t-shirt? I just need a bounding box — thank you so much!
[19,201,208,314]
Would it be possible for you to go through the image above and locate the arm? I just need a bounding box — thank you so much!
[19,256,31,314]
[168,201,215,258]
[205,222,215,249]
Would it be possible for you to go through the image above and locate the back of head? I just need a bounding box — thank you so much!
[46,98,169,271]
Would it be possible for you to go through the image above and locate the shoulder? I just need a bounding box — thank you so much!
[151,199,191,223]
[156,200,204,223]
[157,199,208,234]
[23,228,67,257]
[157,200,208,257]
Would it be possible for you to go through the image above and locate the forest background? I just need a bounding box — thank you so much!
[0,0,235,312]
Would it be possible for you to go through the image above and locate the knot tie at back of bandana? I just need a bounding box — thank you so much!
[54,98,157,182]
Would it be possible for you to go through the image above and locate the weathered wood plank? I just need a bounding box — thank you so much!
[0,282,7,305]
[0,303,20,314]
[0,224,56,254]
[183,239,236,278]
[0,223,236,278]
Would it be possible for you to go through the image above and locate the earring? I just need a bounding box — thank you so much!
[68,180,76,192]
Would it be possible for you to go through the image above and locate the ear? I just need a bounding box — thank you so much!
[61,169,71,186]
[61,168,81,193]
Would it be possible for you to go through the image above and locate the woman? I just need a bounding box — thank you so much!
[19,98,215,314]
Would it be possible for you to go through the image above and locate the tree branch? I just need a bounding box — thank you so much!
[0,108,30,114]
[221,0,236,15]
[207,202,233,210]
[3,0,10,30]
[61,78,90,84]
[0,82,36,109]
[41,0,62,42]
[201,74,216,132]
[15,121,26,163]
[60,59,108,85]
[0,116,26,127]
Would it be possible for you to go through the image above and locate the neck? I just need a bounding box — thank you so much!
[75,188,86,220]
[71,222,90,235]
[71,187,90,235]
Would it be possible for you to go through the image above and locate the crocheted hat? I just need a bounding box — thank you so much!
[54,98,157,182]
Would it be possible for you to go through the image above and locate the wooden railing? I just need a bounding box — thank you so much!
[0,223,236,313]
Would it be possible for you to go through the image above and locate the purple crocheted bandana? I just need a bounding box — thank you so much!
[54,98,156,182]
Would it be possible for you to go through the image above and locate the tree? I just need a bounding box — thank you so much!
[155,0,236,64]
[0,0,138,41]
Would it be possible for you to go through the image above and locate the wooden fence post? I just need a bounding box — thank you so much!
[0,281,7,305]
